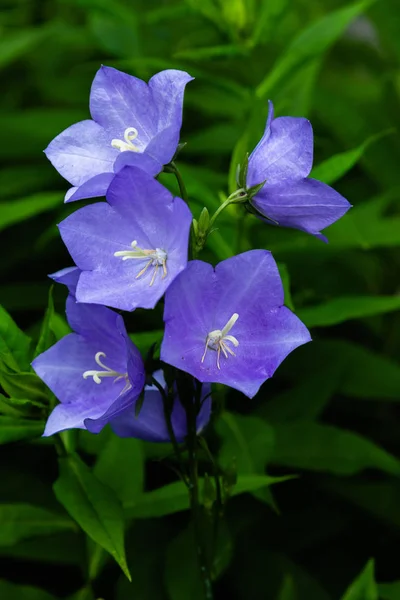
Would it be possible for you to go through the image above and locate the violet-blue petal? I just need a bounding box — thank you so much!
[64,172,115,204]
[59,167,192,311]
[89,66,156,147]
[251,177,351,239]
[247,101,313,187]
[161,250,311,398]
[44,120,116,187]
[65,295,128,361]
[114,151,162,177]
[32,333,128,436]
[49,266,81,295]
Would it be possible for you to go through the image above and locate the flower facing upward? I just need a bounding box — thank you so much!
[58,166,192,311]
[246,101,351,241]
[161,250,311,398]
[45,66,193,203]
[111,370,212,443]
[32,299,145,436]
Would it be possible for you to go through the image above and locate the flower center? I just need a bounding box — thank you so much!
[111,127,140,152]
[114,241,167,286]
[83,351,131,394]
[201,313,239,370]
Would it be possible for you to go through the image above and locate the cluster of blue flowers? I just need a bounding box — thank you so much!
[32,66,350,441]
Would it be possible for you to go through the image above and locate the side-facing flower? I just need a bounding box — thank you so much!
[45,66,193,203]
[111,370,212,443]
[58,166,192,311]
[161,250,311,398]
[246,101,351,241]
[32,297,145,436]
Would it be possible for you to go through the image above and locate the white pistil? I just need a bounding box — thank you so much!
[114,241,167,287]
[201,313,239,369]
[111,127,140,152]
[83,352,131,394]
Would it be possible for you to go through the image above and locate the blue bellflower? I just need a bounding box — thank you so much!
[45,66,193,203]
[58,166,192,311]
[161,250,311,398]
[32,298,145,436]
[247,101,351,241]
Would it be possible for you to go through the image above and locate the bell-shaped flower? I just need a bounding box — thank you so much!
[32,298,145,436]
[246,101,351,241]
[110,370,212,443]
[45,66,193,203]
[161,250,311,398]
[58,166,192,311]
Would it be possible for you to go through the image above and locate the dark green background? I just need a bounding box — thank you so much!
[1,0,400,598]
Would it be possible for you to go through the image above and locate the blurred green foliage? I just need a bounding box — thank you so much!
[1,0,400,598]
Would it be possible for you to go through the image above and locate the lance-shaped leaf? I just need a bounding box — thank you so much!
[53,454,131,580]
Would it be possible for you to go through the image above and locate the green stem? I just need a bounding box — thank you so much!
[170,161,189,203]
[151,376,189,487]
[209,188,247,229]
[186,400,214,600]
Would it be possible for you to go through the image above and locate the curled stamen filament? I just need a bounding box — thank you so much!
[111,127,140,152]
[114,241,168,286]
[201,313,239,369]
[83,352,130,391]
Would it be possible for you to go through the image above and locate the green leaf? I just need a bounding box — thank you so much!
[0,416,44,444]
[216,412,276,506]
[89,12,140,58]
[341,560,378,600]
[277,262,295,311]
[0,28,52,70]
[129,329,163,356]
[0,304,31,371]
[53,454,131,580]
[298,295,400,328]
[94,436,144,505]
[173,44,245,61]
[124,474,290,519]
[311,131,393,185]
[277,575,296,600]
[271,422,400,476]
[0,193,63,232]
[0,504,76,546]
[324,479,400,530]
[34,287,55,357]
[0,580,56,600]
[0,367,49,403]
[257,363,345,423]
[379,581,400,599]
[68,587,95,600]
[165,523,233,600]
[256,0,375,98]
[250,0,289,47]
[289,340,400,401]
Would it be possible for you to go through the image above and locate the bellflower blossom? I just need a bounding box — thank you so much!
[32,298,145,436]
[58,166,192,311]
[161,250,311,398]
[246,101,351,241]
[45,66,193,203]
[111,370,212,443]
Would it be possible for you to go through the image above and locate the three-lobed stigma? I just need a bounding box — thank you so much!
[111,127,140,152]
[114,241,168,286]
[201,313,239,369]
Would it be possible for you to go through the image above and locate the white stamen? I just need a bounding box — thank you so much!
[111,127,140,152]
[83,351,130,393]
[201,313,239,369]
[114,241,167,286]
